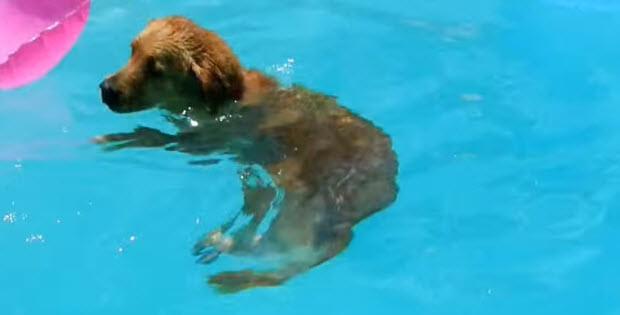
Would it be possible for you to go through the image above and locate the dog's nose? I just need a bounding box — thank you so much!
[99,79,119,106]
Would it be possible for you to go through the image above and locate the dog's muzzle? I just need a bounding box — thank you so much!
[99,79,120,109]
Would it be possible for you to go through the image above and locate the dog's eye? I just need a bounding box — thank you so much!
[146,57,162,76]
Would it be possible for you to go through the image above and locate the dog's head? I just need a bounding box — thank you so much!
[99,16,244,113]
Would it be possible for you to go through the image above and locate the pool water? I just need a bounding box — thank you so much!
[2,0,620,314]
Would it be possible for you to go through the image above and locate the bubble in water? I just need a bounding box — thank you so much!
[461,93,483,102]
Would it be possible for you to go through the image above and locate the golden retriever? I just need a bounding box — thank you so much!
[97,16,398,293]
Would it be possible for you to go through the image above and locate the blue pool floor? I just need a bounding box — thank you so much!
[1,0,620,314]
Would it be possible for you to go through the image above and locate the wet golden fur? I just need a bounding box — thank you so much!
[97,16,398,293]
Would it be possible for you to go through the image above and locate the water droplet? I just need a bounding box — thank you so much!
[2,212,16,223]
[25,234,44,243]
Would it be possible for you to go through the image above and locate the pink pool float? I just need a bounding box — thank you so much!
[0,0,90,89]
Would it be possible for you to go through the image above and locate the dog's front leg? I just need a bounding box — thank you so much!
[92,126,176,151]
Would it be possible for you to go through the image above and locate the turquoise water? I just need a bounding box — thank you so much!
[2,0,620,314]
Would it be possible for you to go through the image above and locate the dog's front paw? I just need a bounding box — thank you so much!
[193,228,235,265]
[90,134,120,144]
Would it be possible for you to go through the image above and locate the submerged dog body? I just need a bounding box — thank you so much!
[98,16,398,292]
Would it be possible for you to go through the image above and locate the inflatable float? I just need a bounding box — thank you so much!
[0,0,90,89]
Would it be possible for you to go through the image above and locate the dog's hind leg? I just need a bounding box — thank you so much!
[207,230,352,293]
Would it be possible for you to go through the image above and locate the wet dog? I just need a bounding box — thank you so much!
[96,16,398,293]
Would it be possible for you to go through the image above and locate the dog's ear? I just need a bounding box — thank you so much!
[191,58,244,111]
[191,60,226,104]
